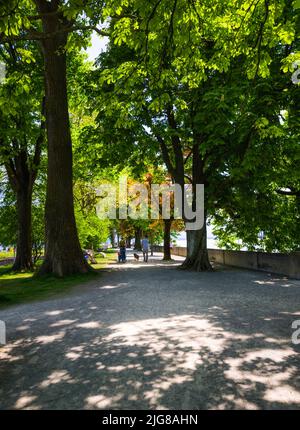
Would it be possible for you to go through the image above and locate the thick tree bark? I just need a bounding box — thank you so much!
[181,143,212,271]
[157,105,212,271]
[181,219,212,271]
[134,227,142,251]
[12,182,33,271]
[4,148,34,272]
[38,27,89,276]
[110,230,116,247]
[150,235,154,257]
[3,97,45,271]
[163,219,172,260]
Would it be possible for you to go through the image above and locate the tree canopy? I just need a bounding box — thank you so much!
[0,0,299,275]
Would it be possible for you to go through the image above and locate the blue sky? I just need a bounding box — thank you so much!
[85,33,109,61]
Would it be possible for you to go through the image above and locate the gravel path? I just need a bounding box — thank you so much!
[0,251,300,410]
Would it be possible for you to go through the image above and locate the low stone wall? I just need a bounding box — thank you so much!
[153,246,300,279]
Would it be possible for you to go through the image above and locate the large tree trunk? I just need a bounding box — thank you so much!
[181,143,212,271]
[13,184,33,271]
[4,99,45,272]
[181,216,212,271]
[38,29,89,276]
[163,219,172,260]
[5,148,35,272]
[150,234,154,257]
[110,230,116,248]
[134,227,142,251]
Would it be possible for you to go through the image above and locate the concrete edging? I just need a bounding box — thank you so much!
[153,246,300,279]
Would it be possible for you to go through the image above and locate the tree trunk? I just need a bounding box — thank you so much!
[181,219,212,271]
[163,219,172,260]
[38,30,89,276]
[181,142,212,271]
[5,148,35,272]
[134,227,142,251]
[110,230,116,247]
[13,185,33,271]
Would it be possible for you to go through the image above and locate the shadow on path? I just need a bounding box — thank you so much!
[0,252,299,409]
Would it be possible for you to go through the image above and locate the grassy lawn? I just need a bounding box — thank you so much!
[0,250,116,310]
[0,250,15,260]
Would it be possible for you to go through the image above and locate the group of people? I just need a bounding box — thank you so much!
[118,235,149,263]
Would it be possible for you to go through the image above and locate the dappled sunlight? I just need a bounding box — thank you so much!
[106,314,226,356]
[15,324,31,331]
[35,332,66,345]
[264,337,288,345]
[103,314,300,409]
[108,253,185,271]
[112,262,183,271]
[0,272,33,282]
[254,278,300,289]
[215,397,260,410]
[65,345,85,361]
[100,283,129,290]
[280,311,300,317]
[0,341,25,361]
[76,322,102,329]
[14,394,38,410]
[1,305,299,410]
[38,370,75,389]
[0,259,299,410]
[45,309,75,317]
[264,385,300,404]
[85,394,123,409]
[45,310,66,316]
[51,319,77,328]
[225,348,296,383]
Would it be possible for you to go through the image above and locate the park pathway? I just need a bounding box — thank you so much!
[0,251,300,410]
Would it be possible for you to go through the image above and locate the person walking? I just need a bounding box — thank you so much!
[118,240,126,263]
[141,234,149,263]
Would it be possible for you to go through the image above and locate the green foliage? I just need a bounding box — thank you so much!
[0,200,16,247]
[1,0,299,258]
[85,0,299,252]
[76,208,110,250]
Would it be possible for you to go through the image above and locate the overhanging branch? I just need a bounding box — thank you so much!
[0,25,109,44]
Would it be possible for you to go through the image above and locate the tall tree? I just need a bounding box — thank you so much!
[0,42,45,271]
[90,0,299,270]
[0,0,108,276]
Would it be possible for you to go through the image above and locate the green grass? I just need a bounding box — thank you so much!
[0,250,15,259]
[0,251,116,310]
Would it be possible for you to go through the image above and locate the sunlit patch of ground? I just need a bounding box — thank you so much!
[0,251,299,410]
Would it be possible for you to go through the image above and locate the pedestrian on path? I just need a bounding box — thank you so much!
[118,240,126,263]
[141,235,149,262]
